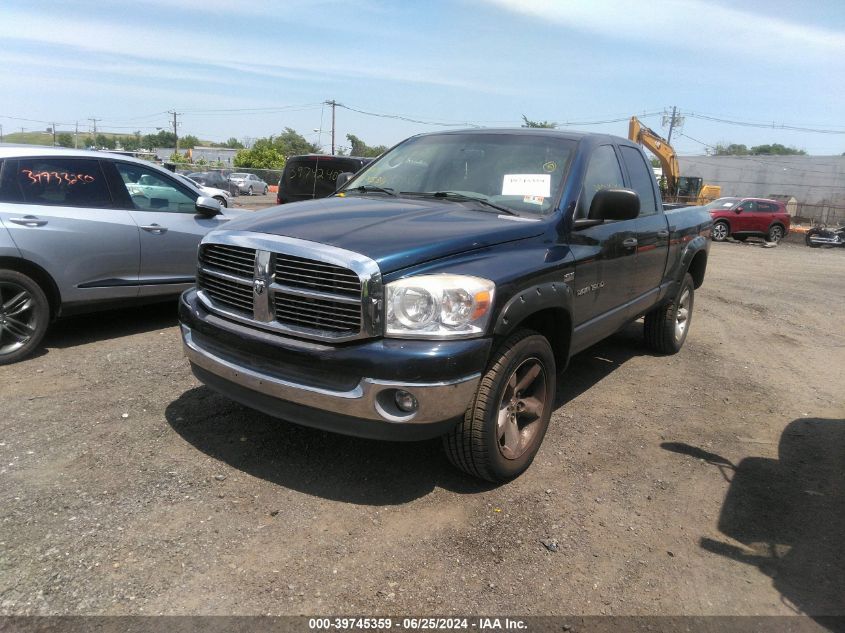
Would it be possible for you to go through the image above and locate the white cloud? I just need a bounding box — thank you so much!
[480,0,845,63]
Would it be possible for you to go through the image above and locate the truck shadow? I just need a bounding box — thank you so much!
[165,323,649,505]
[43,301,178,349]
[662,418,845,629]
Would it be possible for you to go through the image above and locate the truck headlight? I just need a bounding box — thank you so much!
[385,274,494,339]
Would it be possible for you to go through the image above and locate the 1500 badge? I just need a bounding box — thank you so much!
[576,281,605,296]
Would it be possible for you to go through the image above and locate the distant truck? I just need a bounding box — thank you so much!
[629,116,721,208]
[179,129,711,482]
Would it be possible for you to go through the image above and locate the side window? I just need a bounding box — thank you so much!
[114,162,197,213]
[757,202,774,212]
[741,200,757,211]
[577,145,624,218]
[619,146,658,216]
[8,157,112,208]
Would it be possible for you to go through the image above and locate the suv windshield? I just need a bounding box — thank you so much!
[343,133,576,215]
[703,197,740,210]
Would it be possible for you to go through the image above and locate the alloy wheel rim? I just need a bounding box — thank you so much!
[713,224,727,240]
[0,282,37,355]
[674,288,691,341]
[497,357,547,460]
[771,227,783,241]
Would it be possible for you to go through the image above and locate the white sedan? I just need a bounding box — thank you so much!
[228,172,268,195]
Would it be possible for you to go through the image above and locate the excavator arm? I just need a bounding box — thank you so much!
[628,116,680,196]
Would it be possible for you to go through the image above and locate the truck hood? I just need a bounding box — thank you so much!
[223,195,547,273]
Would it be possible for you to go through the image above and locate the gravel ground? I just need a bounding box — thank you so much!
[0,238,843,618]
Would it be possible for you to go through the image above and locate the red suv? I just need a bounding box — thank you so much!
[705,197,790,243]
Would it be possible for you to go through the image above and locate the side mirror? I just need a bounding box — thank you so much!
[589,188,640,221]
[734,207,743,213]
[336,172,353,189]
[195,196,222,216]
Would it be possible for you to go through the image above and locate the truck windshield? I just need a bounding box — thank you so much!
[342,133,576,216]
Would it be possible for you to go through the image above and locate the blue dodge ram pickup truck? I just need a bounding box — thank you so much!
[178,129,711,482]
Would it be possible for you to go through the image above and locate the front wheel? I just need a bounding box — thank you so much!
[443,328,556,482]
[767,224,784,243]
[263,186,268,195]
[712,221,729,242]
[0,270,50,365]
[213,195,227,208]
[247,186,254,196]
[643,273,695,355]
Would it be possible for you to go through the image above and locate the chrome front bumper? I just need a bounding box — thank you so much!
[181,325,480,426]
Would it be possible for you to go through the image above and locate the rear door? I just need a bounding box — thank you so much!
[570,144,637,338]
[0,156,140,304]
[756,201,776,232]
[618,145,669,305]
[107,160,230,297]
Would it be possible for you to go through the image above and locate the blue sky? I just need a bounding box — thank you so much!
[2,0,844,154]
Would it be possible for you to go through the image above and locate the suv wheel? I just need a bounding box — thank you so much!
[0,270,50,365]
[767,224,784,243]
[443,328,556,482]
[643,273,694,354]
[712,221,729,242]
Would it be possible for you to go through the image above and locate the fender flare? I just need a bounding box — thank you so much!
[493,280,574,337]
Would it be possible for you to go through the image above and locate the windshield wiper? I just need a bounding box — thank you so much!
[344,184,396,196]
[401,191,517,216]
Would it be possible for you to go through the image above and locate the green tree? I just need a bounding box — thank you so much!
[94,134,116,149]
[521,114,557,128]
[56,133,74,148]
[749,143,806,155]
[180,134,200,149]
[713,143,749,155]
[233,144,286,169]
[224,137,244,149]
[345,134,387,157]
[169,152,191,164]
[272,127,320,156]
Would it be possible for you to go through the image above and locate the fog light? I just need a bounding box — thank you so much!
[394,390,418,413]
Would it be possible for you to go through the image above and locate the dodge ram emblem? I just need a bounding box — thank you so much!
[253,279,266,295]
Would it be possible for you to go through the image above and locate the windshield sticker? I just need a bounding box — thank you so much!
[502,174,551,197]
[542,161,557,173]
[721,202,733,207]
[21,169,95,186]
[523,195,544,205]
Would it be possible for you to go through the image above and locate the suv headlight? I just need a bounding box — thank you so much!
[385,274,495,339]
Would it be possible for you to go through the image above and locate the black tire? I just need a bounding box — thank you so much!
[263,186,268,195]
[643,273,695,355]
[443,328,556,482]
[0,270,50,365]
[712,221,729,242]
[247,186,254,196]
[806,230,822,248]
[767,224,785,243]
[213,195,227,208]
[733,235,748,242]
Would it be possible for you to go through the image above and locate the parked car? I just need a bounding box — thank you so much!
[188,171,231,191]
[179,128,711,482]
[0,147,245,364]
[276,154,373,204]
[228,173,268,196]
[705,197,790,242]
[179,174,231,207]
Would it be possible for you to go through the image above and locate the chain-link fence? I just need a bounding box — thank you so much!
[793,203,845,226]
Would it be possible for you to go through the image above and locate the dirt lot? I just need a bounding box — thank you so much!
[1,238,843,619]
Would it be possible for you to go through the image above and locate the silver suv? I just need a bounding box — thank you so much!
[0,147,245,364]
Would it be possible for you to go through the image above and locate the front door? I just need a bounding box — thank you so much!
[0,156,140,304]
[108,161,230,297]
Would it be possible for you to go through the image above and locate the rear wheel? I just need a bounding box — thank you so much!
[0,270,50,365]
[247,186,254,196]
[263,186,268,195]
[643,273,695,355]
[767,224,784,243]
[806,229,822,248]
[712,221,729,242]
[443,329,556,482]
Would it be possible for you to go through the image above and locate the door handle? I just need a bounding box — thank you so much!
[9,216,47,227]
[622,237,638,249]
[140,224,168,234]
[657,230,669,238]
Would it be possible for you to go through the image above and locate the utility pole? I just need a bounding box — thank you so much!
[74,121,79,149]
[662,106,684,145]
[89,118,101,146]
[0,124,3,143]
[325,100,337,154]
[169,110,180,153]
[52,123,56,147]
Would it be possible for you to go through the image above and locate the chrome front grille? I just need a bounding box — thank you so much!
[274,254,361,297]
[195,233,381,342]
[200,244,256,278]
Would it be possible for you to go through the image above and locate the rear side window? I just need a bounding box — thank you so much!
[757,201,775,212]
[578,145,624,218]
[619,146,658,216]
[283,159,355,198]
[6,157,112,207]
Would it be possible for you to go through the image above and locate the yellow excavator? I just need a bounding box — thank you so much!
[628,116,721,207]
